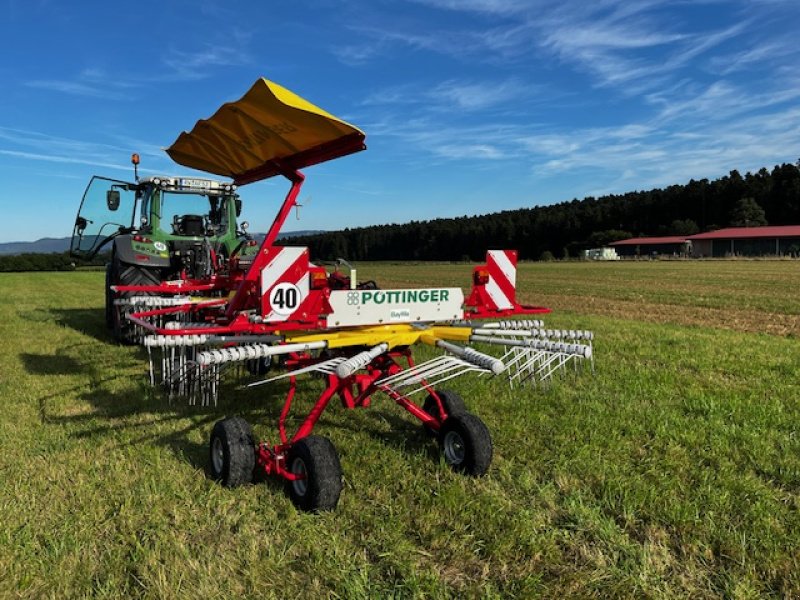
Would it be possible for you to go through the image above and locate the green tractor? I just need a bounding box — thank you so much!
[71,163,255,343]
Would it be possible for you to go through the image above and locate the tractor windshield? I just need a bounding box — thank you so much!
[154,190,233,237]
[71,176,138,258]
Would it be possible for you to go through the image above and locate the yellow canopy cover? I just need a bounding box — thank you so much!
[166,78,366,184]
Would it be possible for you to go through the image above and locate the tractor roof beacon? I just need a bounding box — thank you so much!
[70,77,595,512]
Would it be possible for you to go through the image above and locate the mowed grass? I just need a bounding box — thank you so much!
[1,261,799,598]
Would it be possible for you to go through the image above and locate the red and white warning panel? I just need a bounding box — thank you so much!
[260,246,311,322]
[466,250,549,317]
[485,249,517,310]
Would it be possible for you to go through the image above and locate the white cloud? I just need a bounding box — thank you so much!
[407,0,533,15]
[429,79,529,110]
[25,79,123,99]
[25,67,141,100]
[708,38,800,75]
[0,126,171,174]
[363,78,533,113]
[432,143,506,160]
[0,149,132,172]
[162,44,251,80]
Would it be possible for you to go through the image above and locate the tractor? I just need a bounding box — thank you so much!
[70,164,255,343]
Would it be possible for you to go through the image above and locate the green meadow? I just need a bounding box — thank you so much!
[1,261,799,598]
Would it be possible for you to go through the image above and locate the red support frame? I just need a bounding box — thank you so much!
[253,347,454,482]
[225,169,306,320]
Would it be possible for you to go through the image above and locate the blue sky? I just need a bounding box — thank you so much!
[1,0,799,243]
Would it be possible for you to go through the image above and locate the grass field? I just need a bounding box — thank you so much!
[1,261,799,598]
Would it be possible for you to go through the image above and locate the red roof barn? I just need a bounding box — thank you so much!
[687,226,800,257]
[609,226,800,257]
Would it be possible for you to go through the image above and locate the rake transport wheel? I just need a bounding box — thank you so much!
[422,389,467,437]
[439,413,493,476]
[110,257,161,344]
[285,436,343,512]
[246,356,273,377]
[209,417,256,487]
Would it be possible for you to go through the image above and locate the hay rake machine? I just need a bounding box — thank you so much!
[107,78,594,511]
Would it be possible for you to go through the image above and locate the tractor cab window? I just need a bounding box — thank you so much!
[70,176,137,257]
[158,191,217,237]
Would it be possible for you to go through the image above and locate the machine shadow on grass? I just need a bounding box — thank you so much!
[24,313,439,476]
[50,307,115,344]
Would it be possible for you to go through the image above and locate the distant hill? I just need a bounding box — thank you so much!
[0,230,327,256]
[278,230,325,238]
[0,237,71,255]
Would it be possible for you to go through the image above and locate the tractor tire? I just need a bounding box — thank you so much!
[209,417,256,487]
[285,436,343,512]
[104,262,114,329]
[438,413,493,476]
[111,258,161,344]
[422,389,467,436]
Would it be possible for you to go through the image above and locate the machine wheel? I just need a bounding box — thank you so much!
[111,259,160,344]
[209,417,256,487]
[285,436,343,512]
[246,356,273,376]
[422,389,467,436]
[438,413,493,476]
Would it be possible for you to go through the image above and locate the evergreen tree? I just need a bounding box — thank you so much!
[728,197,768,227]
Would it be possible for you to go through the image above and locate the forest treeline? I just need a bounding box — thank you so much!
[288,162,800,261]
[0,251,108,272]
[2,162,799,270]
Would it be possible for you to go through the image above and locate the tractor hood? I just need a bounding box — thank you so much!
[166,78,366,185]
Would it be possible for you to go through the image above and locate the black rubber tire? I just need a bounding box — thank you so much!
[111,258,161,344]
[439,413,493,476]
[285,436,343,512]
[209,417,256,487]
[246,356,273,376]
[104,262,114,329]
[422,389,467,436]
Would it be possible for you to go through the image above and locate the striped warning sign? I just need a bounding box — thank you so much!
[260,246,310,322]
[484,249,517,310]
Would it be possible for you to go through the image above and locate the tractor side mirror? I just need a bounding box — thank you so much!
[106,189,121,211]
[235,198,242,217]
[75,216,88,234]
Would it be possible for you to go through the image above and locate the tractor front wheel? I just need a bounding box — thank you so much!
[285,436,343,512]
[439,413,493,476]
[209,417,256,487]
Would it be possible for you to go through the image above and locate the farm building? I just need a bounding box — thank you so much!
[609,236,690,257]
[687,225,800,257]
[609,226,800,258]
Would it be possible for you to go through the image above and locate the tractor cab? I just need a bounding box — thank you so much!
[71,172,251,342]
[70,175,242,260]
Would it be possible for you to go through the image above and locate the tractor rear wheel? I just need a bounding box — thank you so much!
[104,262,114,329]
[422,389,467,436]
[209,417,256,487]
[111,258,161,344]
[285,436,343,512]
[438,413,493,476]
